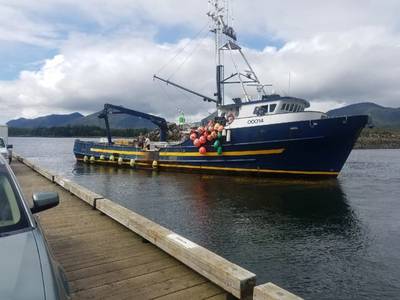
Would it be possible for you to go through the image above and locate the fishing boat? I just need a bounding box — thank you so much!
[73,0,368,178]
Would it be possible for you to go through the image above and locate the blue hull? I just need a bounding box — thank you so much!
[73,115,368,178]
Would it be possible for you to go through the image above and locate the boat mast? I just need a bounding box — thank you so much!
[208,0,225,106]
[208,0,268,104]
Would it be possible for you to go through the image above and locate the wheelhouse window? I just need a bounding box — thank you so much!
[281,102,306,113]
[0,168,29,234]
[254,105,274,116]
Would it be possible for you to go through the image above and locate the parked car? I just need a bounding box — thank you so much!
[0,125,12,163]
[0,156,70,300]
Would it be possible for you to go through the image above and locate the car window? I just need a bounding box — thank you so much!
[0,170,29,234]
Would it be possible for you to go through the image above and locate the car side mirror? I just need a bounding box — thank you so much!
[31,192,59,214]
[7,144,13,149]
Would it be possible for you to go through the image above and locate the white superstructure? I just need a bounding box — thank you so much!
[220,96,327,129]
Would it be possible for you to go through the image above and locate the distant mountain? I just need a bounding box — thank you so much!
[327,102,400,128]
[64,111,157,129]
[7,112,84,128]
[9,101,399,130]
[7,111,157,130]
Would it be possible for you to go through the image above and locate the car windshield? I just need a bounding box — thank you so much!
[0,166,29,234]
[0,138,5,148]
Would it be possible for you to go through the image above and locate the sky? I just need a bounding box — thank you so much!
[0,0,399,123]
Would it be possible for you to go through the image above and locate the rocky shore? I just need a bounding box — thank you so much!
[355,128,400,149]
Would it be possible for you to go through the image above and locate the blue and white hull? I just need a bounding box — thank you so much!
[73,114,368,178]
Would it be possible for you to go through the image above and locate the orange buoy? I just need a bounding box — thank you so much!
[207,134,213,142]
[197,126,205,134]
[199,146,207,154]
[193,138,201,147]
[190,133,197,141]
[199,136,207,144]
[211,131,217,139]
[218,125,224,132]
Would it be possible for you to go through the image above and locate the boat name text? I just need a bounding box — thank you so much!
[247,118,264,124]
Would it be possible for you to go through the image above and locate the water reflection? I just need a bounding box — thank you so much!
[190,175,362,251]
[73,163,361,244]
[197,175,350,217]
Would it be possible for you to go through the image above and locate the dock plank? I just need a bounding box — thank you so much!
[74,265,193,299]
[154,282,224,300]
[68,253,173,282]
[70,257,177,291]
[12,161,228,300]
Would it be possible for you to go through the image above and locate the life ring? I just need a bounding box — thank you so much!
[226,112,235,124]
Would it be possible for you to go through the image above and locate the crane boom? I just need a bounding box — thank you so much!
[153,75,217,103]
[98,103,168,144]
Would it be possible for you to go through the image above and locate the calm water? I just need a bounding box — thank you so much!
[10,137,400,299]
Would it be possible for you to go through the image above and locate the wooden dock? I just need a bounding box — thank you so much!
[13,161,227,300]
[11,155,303,300]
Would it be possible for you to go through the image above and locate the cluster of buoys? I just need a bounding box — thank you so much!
[190,120,224,155]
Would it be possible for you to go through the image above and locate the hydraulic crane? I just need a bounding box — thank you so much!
[98,103,168,144]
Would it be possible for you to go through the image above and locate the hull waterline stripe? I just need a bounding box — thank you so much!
[89,148,285,157]
[76,158,338,176]
[158,163,339,175]
[77,158,149,166]
[160,149,284,157]
[90,148,144,156]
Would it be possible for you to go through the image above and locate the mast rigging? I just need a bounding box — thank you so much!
[154,0,271,107]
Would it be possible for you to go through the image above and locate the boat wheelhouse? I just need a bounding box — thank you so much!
[218,95,326,129]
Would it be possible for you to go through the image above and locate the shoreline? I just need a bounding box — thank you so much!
[354,128,400,149]
[10,128,400,150]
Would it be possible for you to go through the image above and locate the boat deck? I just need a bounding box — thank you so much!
[12,161,227,300]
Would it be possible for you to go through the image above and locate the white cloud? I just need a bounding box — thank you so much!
[0,35,218,122]
[0,3,60,47]
[1,0,400,123]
